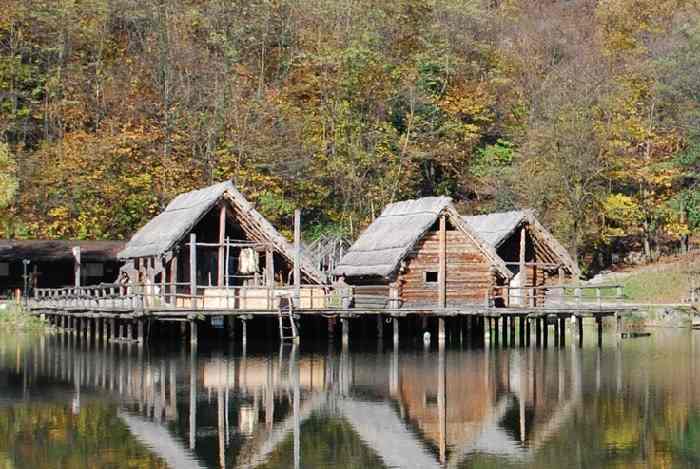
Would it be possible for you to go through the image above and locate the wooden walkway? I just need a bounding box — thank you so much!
[27,283,637,348]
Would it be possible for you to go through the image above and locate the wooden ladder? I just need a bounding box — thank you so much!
[278,295,299,342]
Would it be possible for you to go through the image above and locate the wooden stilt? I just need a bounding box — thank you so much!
[127,321,133,342]
[377,315,383,341]
[519,316,525,346]
[543,318,548,348]
[190,321,198,346]
[597,316,603,348]
[526,318,531,346]
[438,317,446,345]
[327,317,336,340]
[341,318,349,347]
[559,317,566,347]
[577,316,583,348]
[501,316,508,345]
[393,317,399,348]
[119,320,124,341]
[110,318,116,342]
[137,320,144,346]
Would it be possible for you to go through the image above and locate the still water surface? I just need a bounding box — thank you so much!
[2,330,700,468]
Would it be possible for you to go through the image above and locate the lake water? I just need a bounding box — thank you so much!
[2,329,700,468]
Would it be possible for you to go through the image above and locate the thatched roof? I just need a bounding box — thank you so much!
[0,240,124,262]
[463,210,580,276]
[335,197,510,279]
[118,181,326,284]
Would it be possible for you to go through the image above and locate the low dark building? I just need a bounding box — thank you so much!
[0,240,124,297]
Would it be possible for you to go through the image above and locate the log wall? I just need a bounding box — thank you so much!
[398,230,494,307]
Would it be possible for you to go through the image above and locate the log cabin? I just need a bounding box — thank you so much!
[117,181,327,310]
[0,239,123,298]
[462,210,580,306]
[334,197,512,309]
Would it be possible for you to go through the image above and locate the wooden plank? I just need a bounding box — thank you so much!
[294,209,301,304]
[439,215,446,308]
[190,233,197,301]
[217,203,226,286]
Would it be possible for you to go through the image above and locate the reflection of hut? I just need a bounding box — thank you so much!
[335,197,511,308]
[463,210,580,305]
[117,181,326,309]
[0,240,123,296]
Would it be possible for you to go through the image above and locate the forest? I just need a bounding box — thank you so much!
[0,0,699,273]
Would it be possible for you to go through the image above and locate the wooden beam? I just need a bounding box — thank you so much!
[170,255,178,305]
[72,246,81,288]
[190,233,197,303]
[294,209,301,305]
[217,203,226,286]
[266,249,274,287]
[438,215,446,308]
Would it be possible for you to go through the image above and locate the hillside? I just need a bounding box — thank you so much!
[0,0,698,273]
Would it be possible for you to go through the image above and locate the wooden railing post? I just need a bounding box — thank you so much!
[190,233,197,308]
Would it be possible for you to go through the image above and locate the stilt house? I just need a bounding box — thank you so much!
[463,210,580,305]
[334,197,512,309]
[0,240,123,297]
[117,181,327,310]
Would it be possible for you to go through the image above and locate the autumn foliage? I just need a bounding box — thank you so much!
[0,0,699,271]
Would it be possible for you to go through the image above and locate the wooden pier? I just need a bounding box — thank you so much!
[28,282,636,349]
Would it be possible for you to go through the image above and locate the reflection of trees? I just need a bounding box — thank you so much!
[0,402,168,469]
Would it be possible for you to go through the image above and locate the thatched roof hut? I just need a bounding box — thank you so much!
[463,209,580,278]
[0,240,123,293]
[118,180,326,286]
[336,197,510,280]
[336,197,511,308]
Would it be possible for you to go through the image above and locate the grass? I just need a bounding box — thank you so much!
[618,270,691,304]
[0,302,50,331]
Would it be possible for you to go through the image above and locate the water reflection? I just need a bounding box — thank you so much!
[2,332,700,468]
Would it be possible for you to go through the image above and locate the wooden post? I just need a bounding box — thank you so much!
[559,317,566,347]
[73,246,81,288]
[510,314,516,345]
[217,203,226,287]
[137,320,144,346]
[438,317,446,345]
[616,313,622,339]
[190,321,198,346]
[119,320,124,341]
[519,316,525,346]
[266,249,274,287]
[577,316,583,348]
[393,317,399,348]
[596,316,603,348]
[110,318,116,342]
[294,209,301,307]
[127,321,133,342]
[543,318,548,348]
[189,233,197,307]
[526,318,531,346]
[170,255,178,305]
[341,318,349,347]
[87,318,92,346]
[438,215,447,308]
[376,315,383,341]
[493,317,499,346]
[501,316,508,345]
[102,318,108,342]
[519,227,526,304]
[241,319,247,348]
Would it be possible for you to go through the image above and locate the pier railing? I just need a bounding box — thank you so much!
[32,283,330,311]
[489,284,625,309]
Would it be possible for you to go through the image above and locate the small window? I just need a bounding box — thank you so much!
[425,271,438,283]
[0,262,8,276]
